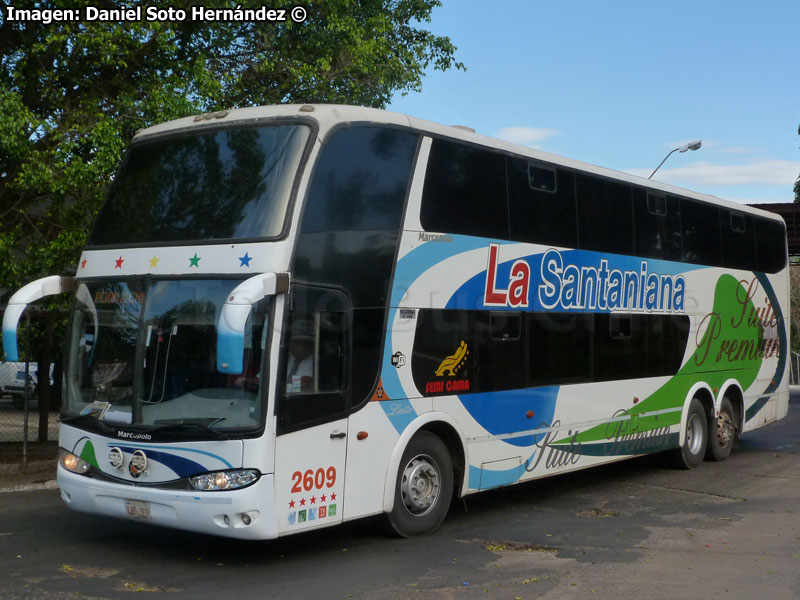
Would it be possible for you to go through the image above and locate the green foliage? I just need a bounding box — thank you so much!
[795,124,800,203]
[791,265,800,355]
[0,0,463,298]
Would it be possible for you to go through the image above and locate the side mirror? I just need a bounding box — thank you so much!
[3,276,75,361]
[216,273,288,374]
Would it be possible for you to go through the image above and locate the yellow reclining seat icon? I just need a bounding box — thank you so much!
[435,341,469,376]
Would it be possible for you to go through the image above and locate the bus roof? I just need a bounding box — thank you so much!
[133,104,784,225]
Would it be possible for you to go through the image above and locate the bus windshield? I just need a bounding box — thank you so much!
[64,279,268,431]
[89,123,310,246]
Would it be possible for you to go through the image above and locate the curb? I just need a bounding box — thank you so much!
[0,460,55,477]
[0,479,58,494]
[0,459,57,493]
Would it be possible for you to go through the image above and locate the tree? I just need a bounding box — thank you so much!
[0,0,463,295]
[0,1,462,438]
[795,124,800,203]
[791,265,800,356]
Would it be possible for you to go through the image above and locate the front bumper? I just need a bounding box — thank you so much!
[57,465,278,540]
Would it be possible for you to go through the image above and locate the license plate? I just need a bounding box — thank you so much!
[124,500,151,520]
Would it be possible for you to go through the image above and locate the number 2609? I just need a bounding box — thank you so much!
[290,467,336,493]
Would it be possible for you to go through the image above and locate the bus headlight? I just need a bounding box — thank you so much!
[190,469,260,491]
[59,448,92,475]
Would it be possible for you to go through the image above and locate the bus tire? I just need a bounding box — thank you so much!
[386,431,453,537]
[667,397,707,469]
[705,396,736,462]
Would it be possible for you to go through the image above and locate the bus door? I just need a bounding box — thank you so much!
[274,286,350,534]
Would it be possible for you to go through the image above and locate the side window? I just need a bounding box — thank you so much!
[294,126,417,410]
[278,308,348,432]
[411,310,474,396]
[490,311,521,340]
[576,175,634,255]
[421,139,509,239]
[411,310,525,395]
[681,199,721,266]
[755,217,787,273]
[508,158,578,248]
[593,314,646,382]
[646,315,690,377]
[301,126,419,232]
[472,312,525,392]
[528,313,592,385]
[284,311,344,395]
[721,210,756,270]
[633,189,682,261]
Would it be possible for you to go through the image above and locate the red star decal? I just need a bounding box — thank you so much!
[80,258,87,269]
[320,494,327,503]
[289,499,295,508]
[330,492,337,501]
[310,496,316,505]
[114,256,124,269]
[299,498,306,506]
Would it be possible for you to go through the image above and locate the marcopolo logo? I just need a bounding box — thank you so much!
[117,430,152,441]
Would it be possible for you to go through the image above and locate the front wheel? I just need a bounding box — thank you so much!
[386,432,453,537]
[667,397,707,469]
[706,396,737,461]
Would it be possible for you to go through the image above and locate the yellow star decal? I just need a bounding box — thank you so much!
[149,256,160,269]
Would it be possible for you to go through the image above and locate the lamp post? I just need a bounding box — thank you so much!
[649,140,702,179]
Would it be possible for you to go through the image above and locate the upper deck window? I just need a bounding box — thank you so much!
[301,126,419,232]
[421,139,509,239]
[576,174,634,256]
[89,124,311,246]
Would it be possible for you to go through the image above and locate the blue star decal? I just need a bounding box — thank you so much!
[239,252,252,267]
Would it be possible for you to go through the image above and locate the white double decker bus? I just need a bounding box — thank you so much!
[2,105,789,539]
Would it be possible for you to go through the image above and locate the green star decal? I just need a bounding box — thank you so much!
[189,253,201,268]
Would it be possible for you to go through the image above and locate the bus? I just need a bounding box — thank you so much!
[2,105,789,539]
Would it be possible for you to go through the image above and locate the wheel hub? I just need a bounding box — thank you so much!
[400,455,441,515]
[716,411,733,447]
[686,413,704,455]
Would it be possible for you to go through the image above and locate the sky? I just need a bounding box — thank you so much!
[387,0,800,205]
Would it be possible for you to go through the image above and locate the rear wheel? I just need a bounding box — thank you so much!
[386,432,453,537]
[667,397,707,469]
[706,396,736,461]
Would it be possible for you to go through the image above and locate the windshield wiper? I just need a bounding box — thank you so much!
[61,413,115,434]
[149,418,229,440]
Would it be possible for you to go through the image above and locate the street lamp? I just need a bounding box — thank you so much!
[648,140,702,179]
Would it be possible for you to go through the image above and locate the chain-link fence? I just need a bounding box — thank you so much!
[0,307,61,444]
[0,360,59,442]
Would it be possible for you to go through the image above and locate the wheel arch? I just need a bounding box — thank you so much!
[717,379,745,433]
[381,413,466,514]
[680,381,715,440]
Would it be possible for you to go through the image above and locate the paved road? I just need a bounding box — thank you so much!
[2,399,800,599]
